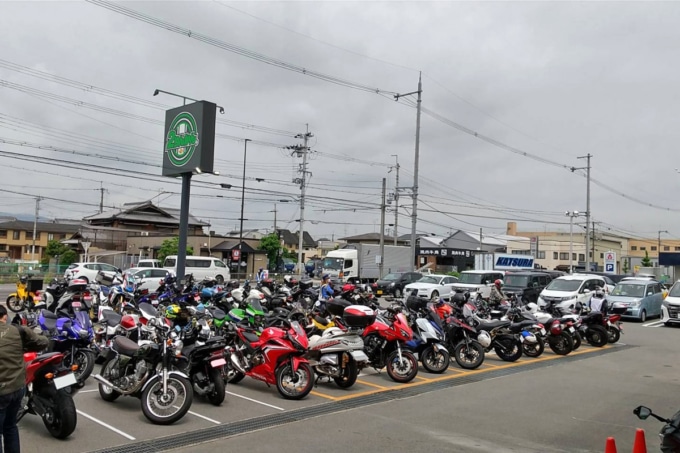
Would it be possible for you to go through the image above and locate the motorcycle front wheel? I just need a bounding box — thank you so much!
[453,341,484,370]
[42,391,77,439]
[141,374,193,425]
[66,349,96,384]
[572,331,582,350]
[386,349,418,383]
[276,362,314,400]
[333,355,359,388]
[6,295,25,313]
[421,345,450,374]
[522,336,545,358]
[494,336,523,362]
[607,326,621,344]
[548,332,573,356]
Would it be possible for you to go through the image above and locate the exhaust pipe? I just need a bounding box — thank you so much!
[92,374,127,394]
[229,353,247,374]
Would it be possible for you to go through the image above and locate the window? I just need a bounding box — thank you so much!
[539,276,549,286]
[651,246,657,251]
[12,231,20,240]
[600,253,604,259]
[559,253,569,260]
[214,260,226,268]
[640,246,646,251]
[589,251,592,258]
[676,247,680,251]
[538,251,546,259]
[553,252,558,260]
[0,230,6,238]
[512,250,531,255]
[48,233,54,241]
[344,259,353,269]
[151,269,169,278]
[631,246,637,251]
[579,254,585,262]
[572,253,577,261]
[26,231,40,240]
[665,246,670,251]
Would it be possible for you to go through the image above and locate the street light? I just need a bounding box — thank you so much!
[565,211,581,273]
[238,139,251,282]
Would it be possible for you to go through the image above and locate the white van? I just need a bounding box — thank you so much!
[137,259,162,268]
[162,256,230,284]
[450,270,505,300]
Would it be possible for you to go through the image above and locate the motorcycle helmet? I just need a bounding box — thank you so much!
[284,275,292,284]
[165,304,181,320]
[477,330,492,348]
[526,302,538,314]
[452,292,467,307]
[164,272,177,286]
[594,286,604,298]
[494,279,504,287]
[19,275,27,284]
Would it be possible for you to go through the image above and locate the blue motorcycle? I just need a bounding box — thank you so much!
[38,299,96,385]
[404,298,450,373]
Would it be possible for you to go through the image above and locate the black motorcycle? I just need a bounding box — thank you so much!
[93,316,194,425]
[634,405,680,452]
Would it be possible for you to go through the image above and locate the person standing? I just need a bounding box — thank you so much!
[0,305,49,453]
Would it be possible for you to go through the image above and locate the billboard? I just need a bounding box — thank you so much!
[493,253,535,270]
[163,101,216,177]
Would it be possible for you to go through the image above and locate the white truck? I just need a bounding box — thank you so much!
[322,244,412,284]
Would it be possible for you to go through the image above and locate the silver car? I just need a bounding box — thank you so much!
[609,279,664,322]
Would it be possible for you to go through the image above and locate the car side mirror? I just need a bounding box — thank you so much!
[583,289,591,294]
[533,282,539,288]
[647,292,653,296]
[634,406,651,420]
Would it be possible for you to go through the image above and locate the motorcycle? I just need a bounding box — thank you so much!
[93,316,194,425]
[17,351,79,439]
[634,405,680,452]
[306,324,368,388]
[361,305,419,383]
[404,297,450,373]
[226,319,315,399]
[6,275,43,313]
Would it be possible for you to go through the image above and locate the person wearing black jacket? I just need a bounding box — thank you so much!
[0,305,48,453]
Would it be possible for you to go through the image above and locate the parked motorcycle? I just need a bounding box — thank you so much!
[306,323,368,388]
[634,405,680,452]
[404,298,450,373]
[6,275,43,313]
[93,316,194,425]
[17,351,79,439]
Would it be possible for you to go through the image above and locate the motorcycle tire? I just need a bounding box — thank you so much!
[386,349,418,383]
[206,368,226,406]
[43,391,77,439]
[6,295,25,313]
[333,355,359,389]
[141,374,193,425]
[275,362,314,400]
[548,332,573,356]
[98,359,121,402]
[522,336,545,358]
[68,349,96,384]
[494,336,523,362]
[572,331,582,350]
[586,325,608,347]
[607,326,621,344]
[421,345,450,374]
[453,341,485,370]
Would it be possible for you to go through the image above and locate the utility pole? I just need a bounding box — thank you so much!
[394,73,422,271]
[592,221,596,270]
[288,125,313,277]
[379,177,386,278]
[659,230,668,265]
[390,155,399,246]
[273,203,277,232]
[479,228,483,251]
[31,196,41,262]
[565,211,580,273]
[573,154,592,272]
[99,182,105,213]
[238,139,251,281]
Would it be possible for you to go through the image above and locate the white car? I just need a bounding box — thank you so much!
[124,267,170,293]
[404,274,459,300]
[450,270,505,300]
[538,274,608,312]
[64,262,121,283]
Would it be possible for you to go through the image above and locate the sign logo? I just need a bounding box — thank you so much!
[606,264,614,272]
[165,112,199,167]
[606,253,614,261]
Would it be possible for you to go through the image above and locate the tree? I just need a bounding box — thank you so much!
[259,233,282,269]
[60,249,78,266]
[622,258,629,274]
[157,237,193,262]
[42,240,74,265]
[641,250,652,267]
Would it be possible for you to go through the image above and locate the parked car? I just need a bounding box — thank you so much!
[502,271,552,303]
[374,272,422,298]
[64,262,121,283]
[661,281,680,326]
[450,270,505,300]
[136,259,162,268]
[124,267,170,293]
[538,274,608,311]
[162,256,230,283]
[609,279,664,322]
[573,273,615,293]
[586,272,631,284]
[404,274,459,300]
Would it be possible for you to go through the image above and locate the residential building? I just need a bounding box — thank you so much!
[276,229,318,264]
[339,232,411,246]
[0,218,81,261]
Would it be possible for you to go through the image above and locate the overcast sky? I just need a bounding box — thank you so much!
[1,0,679,245]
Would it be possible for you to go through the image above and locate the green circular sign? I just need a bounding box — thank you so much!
[166,112,199,167]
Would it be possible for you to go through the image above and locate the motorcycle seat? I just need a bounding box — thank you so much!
[40,310,59,330]
[242,331,260,343]
[182,344,196,357]
[101,310,122,326]
[476,319,511,331]
[41,309,58,319]
[314,315,331,327]
[112,336,140,356]
[209,307,226,319]
[508,320,536,333]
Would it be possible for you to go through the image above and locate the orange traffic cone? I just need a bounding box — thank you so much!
[632,428,647,453]
[604,436,617,453]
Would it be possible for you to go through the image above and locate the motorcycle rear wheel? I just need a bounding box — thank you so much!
[206,368,226,406]
[522,336,545,358]
[276,362,314,400]
[6,295,25,313]
[607,326,621,344]
[333,355,359,388]
[572,331,582,350]
[421,345,450,374]
[98,359,121,402]
[141,375,193,425]
[548,332,573,356]
[453,341,484,370]
[386,349,418,383]
[42,391,77,439]
[586,325,608,347]
[494,336,523,362]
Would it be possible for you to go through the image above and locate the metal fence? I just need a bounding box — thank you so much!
[0,263,71,283]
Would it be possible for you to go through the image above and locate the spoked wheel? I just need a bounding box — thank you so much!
[421,345,450,374]
[386,349,418,383]
[276,362,314,400]
[141,375,193,425]
[453,341,484,370]
[333,355,359,388]
[6,295,26,313]
[98,359,121,402]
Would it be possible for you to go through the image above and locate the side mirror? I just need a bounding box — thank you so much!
[583,289,591,294]
[634,406,651,420]
[647,292,653,296]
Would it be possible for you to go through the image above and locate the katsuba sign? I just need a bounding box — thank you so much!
[162,101,216,177]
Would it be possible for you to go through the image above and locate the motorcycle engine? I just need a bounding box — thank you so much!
[134,361,148,381]
[364,334,383,360]
[317,355,340,376]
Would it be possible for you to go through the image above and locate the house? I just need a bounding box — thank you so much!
[339,232,412,246]
[0,218,81,262]
[276,229,318,265]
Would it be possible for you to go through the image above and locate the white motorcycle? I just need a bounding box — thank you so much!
[305,326,369,388]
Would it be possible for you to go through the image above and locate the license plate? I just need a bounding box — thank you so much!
[210,358,227,368]
[71,302,82,308]
[569,327,576,333]
[376,290,382,295]
[53,373,77,389]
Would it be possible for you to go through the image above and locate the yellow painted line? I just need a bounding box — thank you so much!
[356,379,389,390]
[414,376,432,382]
[445,368,465,374]
[310,391,339,401]
[482,362,500,368]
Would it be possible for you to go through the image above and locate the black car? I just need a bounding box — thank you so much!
[503,271,552,303]
[374,272,423,298]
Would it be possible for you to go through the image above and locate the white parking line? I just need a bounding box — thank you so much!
[76,389,100,394]
[643,321,665,328]
[225,391,285,411]
[76,410,136,440]
[173,407,221,425]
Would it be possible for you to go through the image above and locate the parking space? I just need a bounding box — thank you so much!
[18,343,614,452]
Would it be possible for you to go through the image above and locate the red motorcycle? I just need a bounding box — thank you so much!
[605,312,623,343]
[362,306,419,383]
[18,351,79,439]
[227,320,314,399]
